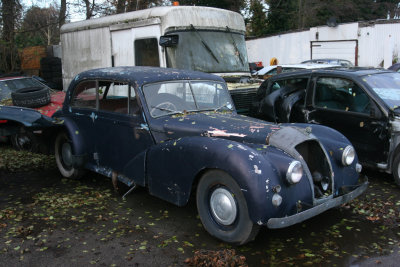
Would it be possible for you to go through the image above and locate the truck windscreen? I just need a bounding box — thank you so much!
[164,30,249,74]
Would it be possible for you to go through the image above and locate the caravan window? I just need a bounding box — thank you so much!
[135,38,159,67]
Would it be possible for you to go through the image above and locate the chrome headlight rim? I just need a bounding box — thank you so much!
[342,145,355,166]
[286,161,303,184]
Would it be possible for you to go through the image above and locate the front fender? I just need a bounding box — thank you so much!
[145,136,313,224]
[57,116,88,166]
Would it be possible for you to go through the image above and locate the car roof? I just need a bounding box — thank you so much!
[0,76,26,81]
[255,63,339,75]
[71,66,225,87]
[268,67,393,80]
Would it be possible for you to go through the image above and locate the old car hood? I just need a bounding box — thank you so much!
[153,112,286,145]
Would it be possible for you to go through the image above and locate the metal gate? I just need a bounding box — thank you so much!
[311,40,358,66]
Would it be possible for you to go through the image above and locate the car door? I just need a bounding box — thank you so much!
[93,81,154,182]
[306,75,388,165]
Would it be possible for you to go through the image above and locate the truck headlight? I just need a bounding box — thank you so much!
[342,146,355,166]
[286,161,303,184]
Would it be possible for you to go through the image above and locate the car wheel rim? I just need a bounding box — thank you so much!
[397,160,400,177]
[210,187,237,226]
[61,142,73,168]
[15,134,32,150]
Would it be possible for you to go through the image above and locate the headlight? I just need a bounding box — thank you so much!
[286,161,303,184]
[342,146,355,166]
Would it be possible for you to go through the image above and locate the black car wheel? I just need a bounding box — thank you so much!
[392,153,400,186]
[11,130,38,152]
[55,132,84,179]
[196,170,260,245]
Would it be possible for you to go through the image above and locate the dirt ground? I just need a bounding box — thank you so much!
[1,145,400,266]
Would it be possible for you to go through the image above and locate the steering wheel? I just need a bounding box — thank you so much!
[150,93,185,117]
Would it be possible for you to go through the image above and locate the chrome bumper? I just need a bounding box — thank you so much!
[267,176,368,229]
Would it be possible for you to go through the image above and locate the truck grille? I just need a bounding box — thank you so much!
[229,88,257,115]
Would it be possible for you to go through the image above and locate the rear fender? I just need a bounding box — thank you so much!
[0,106,55,129]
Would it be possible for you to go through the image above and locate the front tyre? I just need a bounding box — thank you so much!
[392,153,400,186]
[196,170,260,245]
[55,132,84,179]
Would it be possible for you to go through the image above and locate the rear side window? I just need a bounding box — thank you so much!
[135,38,159,67]
[70,81,97,109]
[70,80,140,115]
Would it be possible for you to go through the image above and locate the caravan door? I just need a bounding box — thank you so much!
[110,24,165,67]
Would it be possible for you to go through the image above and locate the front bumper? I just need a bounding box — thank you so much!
[267,176,368,229]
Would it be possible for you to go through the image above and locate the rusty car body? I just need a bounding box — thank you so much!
[0,66,367,244]
[252,67,400,185]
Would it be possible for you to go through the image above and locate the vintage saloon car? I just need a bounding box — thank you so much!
[252,67,400,186]
[0,67,367,244]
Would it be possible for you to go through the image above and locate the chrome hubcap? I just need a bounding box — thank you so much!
[61,142,73,167]
[210,188,237,225]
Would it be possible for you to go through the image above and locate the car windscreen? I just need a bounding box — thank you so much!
[143,80,234,118]
[364,72,400,110]
[0,77,44,100]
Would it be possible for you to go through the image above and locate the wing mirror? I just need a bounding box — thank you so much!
[159,35,179,47]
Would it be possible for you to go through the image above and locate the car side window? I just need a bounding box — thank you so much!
[314,77,370,114]
[270,78,308,94]
[70,81,97,109]
[98,81,140,115]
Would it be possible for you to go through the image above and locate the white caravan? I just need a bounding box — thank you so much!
[60,6,258,113]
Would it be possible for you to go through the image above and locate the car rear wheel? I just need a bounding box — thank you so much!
[11,129,39,152]
[196,170,260,245]
[55,132,84,179]
[392,153,400,186]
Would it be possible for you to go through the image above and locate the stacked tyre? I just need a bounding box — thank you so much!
[40,57,62,90]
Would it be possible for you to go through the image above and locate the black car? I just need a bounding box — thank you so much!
[252,67,400,185]
[0,66,367,244]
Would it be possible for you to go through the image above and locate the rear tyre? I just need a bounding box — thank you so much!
[196,170,260,245]
[11,129,39,152]
[55,132,84,179]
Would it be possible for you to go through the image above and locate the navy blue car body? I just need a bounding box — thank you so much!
[3,66,367,244]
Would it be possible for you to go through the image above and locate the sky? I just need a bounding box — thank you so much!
[22,0,91,22]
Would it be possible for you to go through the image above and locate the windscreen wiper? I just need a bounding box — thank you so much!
[226,26,244,66]
[190,24,219,64]
[151,105,184,115]
[214,103,233,112]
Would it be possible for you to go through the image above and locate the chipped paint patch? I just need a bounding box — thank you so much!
[237,144,247,150]
[249,125,265,133]
[254,165,262,175]
[265,178,270,193]
[90,112,98,122]
[207,128,246,138]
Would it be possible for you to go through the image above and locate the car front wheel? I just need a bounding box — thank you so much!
[392,153,400,186]
[196,170,260,245]
[55,132,84,179]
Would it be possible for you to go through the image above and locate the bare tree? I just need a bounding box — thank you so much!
[1,0,22,72]
[83,0,96,19]
[59,0,67,28]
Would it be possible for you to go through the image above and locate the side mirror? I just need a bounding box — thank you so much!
[159,35,179,47]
